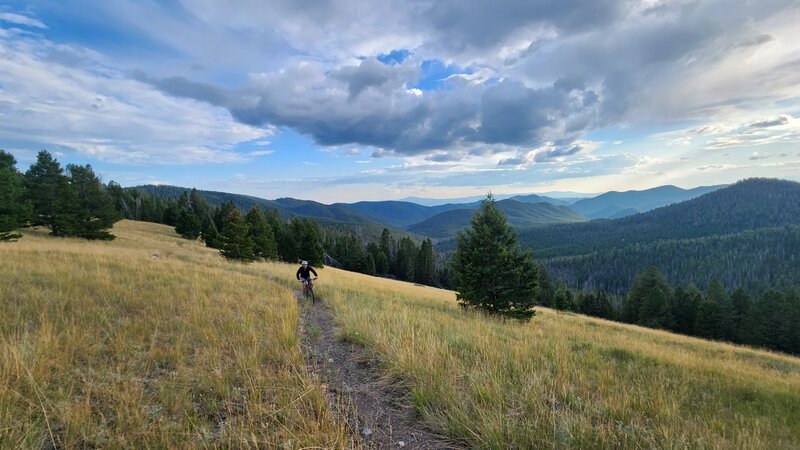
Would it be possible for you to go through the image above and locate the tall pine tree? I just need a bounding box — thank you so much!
[415,239,435,285]
[246,207,278,260]
[452,195,539,321]
[67,164,119,240]
[219,208,255,261]
[0,150,29,241]
[24,150,76,236]
[175,208,202,240]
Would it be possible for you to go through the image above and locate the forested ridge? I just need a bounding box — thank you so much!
[545,225,800,294]
[520,178,800,258]
[515,178,800,293]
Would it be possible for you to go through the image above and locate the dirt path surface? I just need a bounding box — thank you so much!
[298,293,462,450]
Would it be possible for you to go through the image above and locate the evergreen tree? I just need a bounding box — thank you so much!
[415,238,435,285]
[367,242,388,274]
[189,188,211,217]
[730,287,751,341]
[219,208,255,261]
[294,218,324,266]
[24,150,76,236]
[452,195,539,321]
[246,207,278,259]
[638,283,674,329]
[579,290,613,319]
[395,236,418,281]
[214,201,238,231]
[536,263,555,306]
[200,216,222,248]
[175,208,202,240]
[624,267,673,327]
[365,254,377,275]
[553,282,576,311]
[0,150,29,241]
[706,278,736,340]
[671,286,700,335]
[379,228,395,272]
[695,296,723,340]
[66,164,119,240]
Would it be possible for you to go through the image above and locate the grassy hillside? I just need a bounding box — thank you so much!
[286,266,800,448]
[0,221,350,448]
[409,199,585,238]
[3,221,800,448]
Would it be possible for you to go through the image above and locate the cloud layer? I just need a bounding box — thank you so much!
[129,0,800,163]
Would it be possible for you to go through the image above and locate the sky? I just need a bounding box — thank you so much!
[1,0,800,203]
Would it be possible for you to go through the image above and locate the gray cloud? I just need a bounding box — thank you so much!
[141,58,601,156]
[534,144,584,163]
[749,114,791,128]
[20,0,800,167]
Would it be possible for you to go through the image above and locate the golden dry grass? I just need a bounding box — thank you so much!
[5,220,800,449]
[264,264,800,449]
[1,220,350,449]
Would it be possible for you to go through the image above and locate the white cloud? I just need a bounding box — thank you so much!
[248,150,274,156]
[0,27,265,165]
[0,13,47,29]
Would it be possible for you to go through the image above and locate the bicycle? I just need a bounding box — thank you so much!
[300,277,318,303]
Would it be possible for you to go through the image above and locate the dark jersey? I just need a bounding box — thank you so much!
[296,265,318,280]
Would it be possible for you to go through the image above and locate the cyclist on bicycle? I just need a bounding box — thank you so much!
[296,260,318,294]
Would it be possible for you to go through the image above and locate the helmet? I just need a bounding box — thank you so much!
[301,260,308,265]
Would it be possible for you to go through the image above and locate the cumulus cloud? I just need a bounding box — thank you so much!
[140,60,601,157]
[5,0,800,181]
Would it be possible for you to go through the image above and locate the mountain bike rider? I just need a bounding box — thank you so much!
[296,260,318,294]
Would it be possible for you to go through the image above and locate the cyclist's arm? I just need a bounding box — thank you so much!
[296,268,302,280]
[310,267,318,277]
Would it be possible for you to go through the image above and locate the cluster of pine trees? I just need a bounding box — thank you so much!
[126,187,326,265]
[324,229,449,287]
[110,184,450,288]
[544,266,800,355]
[0,150,118,241]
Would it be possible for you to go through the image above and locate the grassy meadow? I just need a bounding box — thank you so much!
[3,220,800,449]
[0,221,350,448]
[271,265,800,449]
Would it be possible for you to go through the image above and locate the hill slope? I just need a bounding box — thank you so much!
[409,199,585,238]
[341,200,468,229]
[519,178,800,292]
[0,221,348,448]
[315,256,800,448]
[571,184,724,218]
[135,184,372,224]
[3,220,799,448]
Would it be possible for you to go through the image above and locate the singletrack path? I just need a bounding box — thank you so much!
[297,293,461,449]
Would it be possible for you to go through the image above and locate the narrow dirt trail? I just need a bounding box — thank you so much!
[297,293,462,450]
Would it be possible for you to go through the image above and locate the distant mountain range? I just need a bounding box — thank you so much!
[408,200,584,238]
[570,184,725,219]
[132,182,733,239]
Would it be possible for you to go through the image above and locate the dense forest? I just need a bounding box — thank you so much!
[544,225,800,294]
[520,179,800,258]
[515,178,800,293]
[543,266,800,355]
